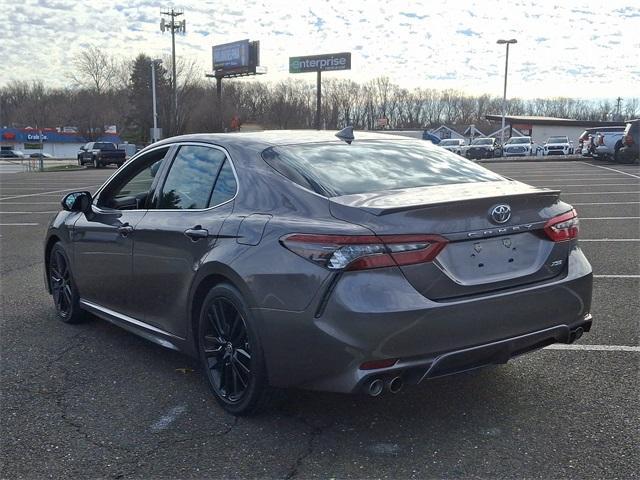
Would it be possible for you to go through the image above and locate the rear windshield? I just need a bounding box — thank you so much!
[262,140,504,197]
[93,142,116,150]
[439,139,459,146]
[506,138,530,144]
[472,138,493,145]
[547,137,567,143]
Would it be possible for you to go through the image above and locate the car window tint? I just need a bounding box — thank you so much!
[97,147,169,209]
[209,160,237,207]
[262,140,504,197]
[158,146,225,209]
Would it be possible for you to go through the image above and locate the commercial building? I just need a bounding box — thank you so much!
[484,115,625,145]
[0,127,123,158]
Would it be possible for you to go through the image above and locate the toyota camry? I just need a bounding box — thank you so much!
[44,129,593,415]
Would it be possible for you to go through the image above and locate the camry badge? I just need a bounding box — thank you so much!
[490,204,511,224]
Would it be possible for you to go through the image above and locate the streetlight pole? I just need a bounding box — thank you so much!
[497,38,517,145]
[151,59,161,143]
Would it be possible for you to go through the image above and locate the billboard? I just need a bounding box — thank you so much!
[213,39,250,71]
[289,52,351,74]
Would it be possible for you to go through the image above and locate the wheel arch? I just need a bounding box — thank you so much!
[187,262,259,357]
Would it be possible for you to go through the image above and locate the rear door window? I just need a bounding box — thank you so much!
[157,145,227,210]
[262,140,504,197]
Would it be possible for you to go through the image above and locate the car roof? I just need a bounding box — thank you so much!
[151,130,413,151]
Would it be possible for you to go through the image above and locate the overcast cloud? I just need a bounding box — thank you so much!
[1,0,638,98]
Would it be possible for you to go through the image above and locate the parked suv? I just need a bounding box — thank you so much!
[544,136,573,156]
[503,137,536,157]
[617,119,639,164]
[0,149,25,158]
[466,138,502,159]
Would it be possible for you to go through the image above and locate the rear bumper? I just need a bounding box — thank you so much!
[256,247,593,393]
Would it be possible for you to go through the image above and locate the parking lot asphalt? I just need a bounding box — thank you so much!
[1,161,638,479]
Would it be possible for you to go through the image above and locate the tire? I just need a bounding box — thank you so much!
[93,158,100,168]
[48,243,85,324]
[198,283,273,416]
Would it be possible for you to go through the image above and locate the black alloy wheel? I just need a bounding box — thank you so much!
[198,284,272,415]
[49,244,84,323]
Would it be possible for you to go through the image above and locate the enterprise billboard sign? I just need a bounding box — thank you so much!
[289,52,351,74]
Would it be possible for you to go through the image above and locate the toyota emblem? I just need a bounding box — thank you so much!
[490,204,511,224]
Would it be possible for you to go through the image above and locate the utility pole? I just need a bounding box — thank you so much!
[497,38,517,145]
[160,8,185,134]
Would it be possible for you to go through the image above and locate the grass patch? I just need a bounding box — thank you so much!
[39,164,85,172]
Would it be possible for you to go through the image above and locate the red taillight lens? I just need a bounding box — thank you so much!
[280,233,448,271]
[544,209,579,242]
[624,133,634,146]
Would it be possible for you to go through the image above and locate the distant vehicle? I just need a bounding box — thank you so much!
[422,131,441,144]
[593,127,626,161]
[503,137,537,157]
[438,138,466,155]
[466,138,502,159]
[617,119,639,164]
[0,150,25,158]
[577,131,595,156]
[119,143,137,159]
[78,142,127,168]
[29,152,54,159]
[544,136,573,156]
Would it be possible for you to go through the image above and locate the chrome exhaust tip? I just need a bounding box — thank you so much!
[367,379,384,397]
[387,376,403,394]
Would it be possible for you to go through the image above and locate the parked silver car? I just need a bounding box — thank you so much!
[438,138,466,156]
[44,129,593,415]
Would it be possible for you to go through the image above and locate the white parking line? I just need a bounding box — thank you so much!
[0,211,58,214]
[572,202,640,205]
[541,183,639,187]
[581,162,640,179]
[149,404,187,432]
[0,223,40,226]
[0,185,100,201]
[593,274,640,278]
[561,191,639,195]
[545,344,640,352]
[580,216,640,220]
[0,202,59,205]
[580,239,640,242]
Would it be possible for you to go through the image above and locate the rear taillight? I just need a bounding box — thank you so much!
[280,233,448,271]
[544,209,579,242]
[624,133,634,146]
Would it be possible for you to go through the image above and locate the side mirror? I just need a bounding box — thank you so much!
[62,191,92,213]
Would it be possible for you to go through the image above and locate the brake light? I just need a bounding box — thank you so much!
[360,358,398,370]
[280,233,448,271]
[544,209,579,242]
[624,133,634,146]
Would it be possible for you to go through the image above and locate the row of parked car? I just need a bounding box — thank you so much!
[577,119,639,163]
[0,150,53,159]
[438,135,575,159]
[437,119,639,164]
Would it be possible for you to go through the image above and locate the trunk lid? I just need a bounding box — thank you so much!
[329,180,574,300]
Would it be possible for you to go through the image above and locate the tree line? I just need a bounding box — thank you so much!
[1,47,637,145]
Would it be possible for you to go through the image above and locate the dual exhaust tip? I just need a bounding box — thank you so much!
[367,376,403,397]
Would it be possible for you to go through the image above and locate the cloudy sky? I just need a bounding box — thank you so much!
[1,0,638,98]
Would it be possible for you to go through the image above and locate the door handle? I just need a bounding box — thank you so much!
[184,227,209,240]
[117,224,134,237]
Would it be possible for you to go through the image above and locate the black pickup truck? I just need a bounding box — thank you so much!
[77,142,126,168]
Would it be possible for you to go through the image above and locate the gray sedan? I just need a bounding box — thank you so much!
[44,129,593,415]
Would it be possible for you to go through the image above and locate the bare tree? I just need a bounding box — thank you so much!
[69,46,118,94]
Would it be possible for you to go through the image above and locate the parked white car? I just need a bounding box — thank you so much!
[438,138,466,156]
[503,136,537,157]
[544,136,574,156]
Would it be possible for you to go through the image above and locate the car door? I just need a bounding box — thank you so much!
[71,145,172,316]
[131,143,238,337]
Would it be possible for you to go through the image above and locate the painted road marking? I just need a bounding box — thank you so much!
[0,223,40,226]
[545,344,640,352]
[0,211,58,214]
[593,275,640,278]
[149,405,187,433]
[0,185,101,201]
[572,202,640,205]
[540,183,639,187]
[580,239,640,242]
[580,216,640,220]
[560,191,639,195]
[581,162,640,179]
